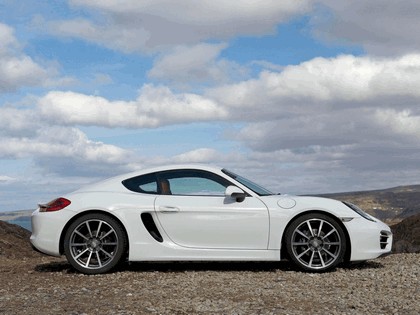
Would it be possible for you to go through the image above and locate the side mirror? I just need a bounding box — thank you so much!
[225,186,246,202]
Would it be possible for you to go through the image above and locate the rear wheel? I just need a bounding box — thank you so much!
[64,213,127,274]
[285,213,346,272]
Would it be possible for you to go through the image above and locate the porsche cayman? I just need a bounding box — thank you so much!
[31,164,392,274]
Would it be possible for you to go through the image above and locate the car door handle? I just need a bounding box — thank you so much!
[158,206,180,212]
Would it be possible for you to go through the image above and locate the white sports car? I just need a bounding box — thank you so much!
[31,164,392,274]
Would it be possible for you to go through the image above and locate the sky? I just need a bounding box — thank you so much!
[1,0,420,211]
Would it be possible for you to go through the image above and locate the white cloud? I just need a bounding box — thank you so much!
[239,116,420,191]
[27,53,420,188]
[0,23,50,93]
[0,23,19,54]
[171,148,221,164]
[140,147,255,181]
[0,55,51,93]
[34,53,420,134]
[201,53,420,193]
[236,108,420,152]
[34,127,128,163]
[0,126,135,177]
[209,54,420,118]
[70,0,311,25]
[148,43,248,87]
[0,107,39,137]
[47,0,312,52]
[46,18,151,54]
[38,85,227,128]
[219,54,420,188]
[374,109,420,137]
[0,22,71,93]
[45,1,420,58]
[0,175,15,183]
[314,0,420,55]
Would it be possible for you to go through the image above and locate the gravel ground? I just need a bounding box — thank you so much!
[0,253,419,315]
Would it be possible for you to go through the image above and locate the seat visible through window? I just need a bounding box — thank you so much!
[160,179,172,195]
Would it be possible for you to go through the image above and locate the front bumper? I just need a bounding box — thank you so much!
[344,217,393,261]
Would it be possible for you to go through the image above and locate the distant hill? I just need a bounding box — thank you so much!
[0,210,33,231]
[0,209,33,221]
[315,185,420,224]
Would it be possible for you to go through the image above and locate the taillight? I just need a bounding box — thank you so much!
[39,198,71,212]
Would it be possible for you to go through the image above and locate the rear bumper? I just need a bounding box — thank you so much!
[30,208,75,257]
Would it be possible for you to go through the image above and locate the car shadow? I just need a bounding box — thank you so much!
[123,261,293,273]
[35,260,77,273]
[340,260,385,270]
[34,259,385,274]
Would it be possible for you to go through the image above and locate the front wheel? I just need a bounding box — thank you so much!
[64,213,127,274]
[285,213,346,272]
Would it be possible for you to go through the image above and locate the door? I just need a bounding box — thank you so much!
[153,169,269,249]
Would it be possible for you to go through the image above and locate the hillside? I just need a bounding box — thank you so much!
[315,185,420,224]
[0,220,40,259]
[391,213,420,253]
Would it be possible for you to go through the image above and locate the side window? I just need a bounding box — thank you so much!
[158,170,231,196]
[122,173,158,194]
[170,177,226,195]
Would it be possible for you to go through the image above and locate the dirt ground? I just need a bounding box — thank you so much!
[1,253,419,315]
[0,221,419,315]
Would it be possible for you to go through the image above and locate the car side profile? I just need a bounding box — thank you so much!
[31,164,392,274]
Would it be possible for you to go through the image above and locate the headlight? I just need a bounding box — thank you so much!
[342,201,376,222]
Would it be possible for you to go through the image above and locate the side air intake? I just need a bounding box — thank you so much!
[380,231,391,250]
[141,213,163,243]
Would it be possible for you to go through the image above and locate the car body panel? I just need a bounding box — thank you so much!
[343,217,392,261]
[261,195,361,250]
[30,208,75,256]
[154,194,269,249]
[30,164,393,268]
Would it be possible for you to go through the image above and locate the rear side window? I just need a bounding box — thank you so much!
[122,173,158,194]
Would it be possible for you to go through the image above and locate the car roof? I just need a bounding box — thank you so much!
[121,164,224,178]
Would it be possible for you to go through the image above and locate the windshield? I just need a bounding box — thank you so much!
[222,169,274,196]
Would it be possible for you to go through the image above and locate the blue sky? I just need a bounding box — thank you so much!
[1,0,420,211]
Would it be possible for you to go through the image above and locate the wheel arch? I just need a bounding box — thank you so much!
[59,209,130,256]
[280,210,352,263]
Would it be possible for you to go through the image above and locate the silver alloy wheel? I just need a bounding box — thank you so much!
[290,218,342,270]
[68,219,119,270]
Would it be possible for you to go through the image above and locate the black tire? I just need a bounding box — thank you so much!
[64,213,127,274]
[285,213,346,272]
